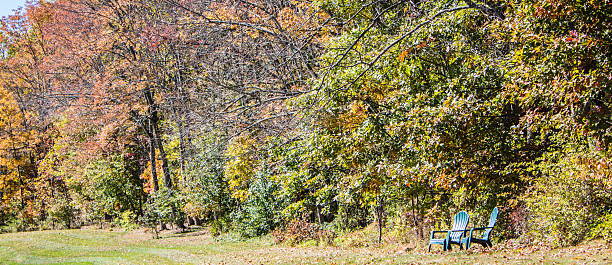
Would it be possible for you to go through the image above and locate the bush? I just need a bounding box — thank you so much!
[0,217,27,233]
[271,218,333,246]
[141,189,186,237]
[210,216,232,236]
[48,197,76,229]
[589,213,612,243]
[114,210,138,231]
[183,137,234,224]
[524,154,612,247]
[233,172,285,237]
[78,156,146,223]
[139,209,160,239]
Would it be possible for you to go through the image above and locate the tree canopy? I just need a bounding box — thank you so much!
[0,0,610,246]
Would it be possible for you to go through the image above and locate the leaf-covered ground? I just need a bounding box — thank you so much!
[0,228,609,264]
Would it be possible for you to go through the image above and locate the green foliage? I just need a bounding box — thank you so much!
[589,213,612,243]
[270,136,341,226]
[296,0,519,234]
[524,151,612,247]
[209,216,232,237]
[143,189,186,229]
[114,210,139,231]
[289,0,611,245]
[77,155,145,221]
[139,207,160,239]
[0,216,27,233]
[0,0,610,249]
[233,171,285,237]
[183,132,234,223]
[47,196,76,229]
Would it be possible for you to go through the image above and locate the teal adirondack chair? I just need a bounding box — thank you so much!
[466,207,499,249]
[428,211,469,251]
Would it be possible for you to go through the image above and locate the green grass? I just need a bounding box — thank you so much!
[0,228,610,264]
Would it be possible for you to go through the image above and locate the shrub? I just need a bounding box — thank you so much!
[183,137,234,225]
[589,213,612,243]
[48,197,76,229]
[0,217,26,233]
[210,216,231,236]
[524,153,612,247]
[141,189,186,237]
[114,210,138,231]
[76,156,146,223]
[233,172,285,237]
[272,218,325,245]
[139,209,160,239]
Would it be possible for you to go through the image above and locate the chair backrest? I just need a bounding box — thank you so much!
[483,207,499,240]
[449,211,469,240]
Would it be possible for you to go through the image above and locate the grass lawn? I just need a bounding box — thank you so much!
[0,228,609,264]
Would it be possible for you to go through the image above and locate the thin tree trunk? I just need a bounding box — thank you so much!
[15,161,24,210]
[417,194,424,239]
[316,205,322,226]
[173,48,189,186]
[377,196,384,244]
[143,90,169,231]
[153,122,172,189]
[11,140,25,210]
[413,195,420,238]
[19,170,24,210]
[147,123,159,192]
[178,117,187,185]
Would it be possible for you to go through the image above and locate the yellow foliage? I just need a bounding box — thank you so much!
[0,86,37,202]
[224,134,259,202]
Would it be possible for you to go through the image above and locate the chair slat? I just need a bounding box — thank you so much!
[428,211,470,251]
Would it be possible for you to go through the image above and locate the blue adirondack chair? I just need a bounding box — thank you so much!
[466,207,499,249]
[428,211,469,251]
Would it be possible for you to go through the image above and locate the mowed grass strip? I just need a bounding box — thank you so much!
[0,229,211,264]
[0,229,610,264]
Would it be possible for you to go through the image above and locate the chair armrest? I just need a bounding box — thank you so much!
[469,227,495,238]
[470,226,494,231]
[430,230,449,239]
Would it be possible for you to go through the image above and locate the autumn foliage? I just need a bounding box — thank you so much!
[0,0,610,247]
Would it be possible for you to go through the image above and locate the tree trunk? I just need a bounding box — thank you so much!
[415,194,422,239]
[18,165,24,210]
[153,122,172,189]
[187,216,194,226]
[377,196,385,244]
[147,122,159,192]
[144,86,172,189]
[143,88,170,232]
[178,117,187,185]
